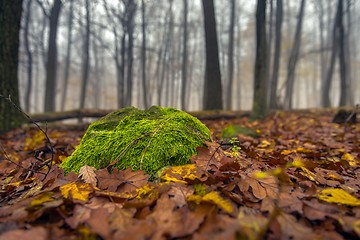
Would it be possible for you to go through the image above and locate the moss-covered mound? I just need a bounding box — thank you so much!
[60,106,212,176]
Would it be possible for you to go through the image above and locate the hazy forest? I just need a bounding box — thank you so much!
[11,0,360,114]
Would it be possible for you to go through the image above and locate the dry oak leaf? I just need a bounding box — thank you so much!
[79,165,97,185]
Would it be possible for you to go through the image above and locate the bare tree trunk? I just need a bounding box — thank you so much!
[125,0,136,107]
[141,0,148,108]
[0,0,24,133]
[269,0,282,109]
[23,0,32,112]
[158,1,173,106]
[283,0,305,110]
[322,0,341,107]
[181,0,188,110]
[61,0,73,111]
[79,0,90,109]
[251,0,268,119]
[338,0,347,106]
[44,0,62,112]
[317,0,326,107]
[226,0,235,110]
[344,0,353,105]
[202,0,223,110]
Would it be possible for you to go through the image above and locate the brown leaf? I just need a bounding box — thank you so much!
[96,168,124,191]
[79,165,97,185]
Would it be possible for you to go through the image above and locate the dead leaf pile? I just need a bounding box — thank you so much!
[0,110,359,239]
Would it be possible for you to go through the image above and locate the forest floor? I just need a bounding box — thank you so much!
[0,109,359,239]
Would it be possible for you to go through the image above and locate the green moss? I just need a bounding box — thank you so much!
[221,124,260,138]
[60,106,211,176]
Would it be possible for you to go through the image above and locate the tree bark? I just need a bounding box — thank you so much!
[125,0,136,107]
[226,0,235,110]
[322,0,341,107]
[283,0,305,110]
[141,0,148,108]
[23,0,33,113]
[79,0,91,110]
[337,0,347,106]
[269,0,282,109]
[251,0,268,119]
[181,0,188,110]
[202,0,223,110]
[61,0,73,111]
[44,0,62,112]
[0,0,24,133]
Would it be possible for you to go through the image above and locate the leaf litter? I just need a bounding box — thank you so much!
[0,110,360,239]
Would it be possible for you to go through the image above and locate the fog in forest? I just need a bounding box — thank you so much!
[17,0,360,113]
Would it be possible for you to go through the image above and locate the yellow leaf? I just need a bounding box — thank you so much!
[341,153,359,167]
[287,156,305,168]
[187,191,234,214]
[258,140,271,148]
[317,188,360,206]
[24,131,45,151]
[31,192,54,206]
[60,182,93,202]
[281,149,293,155]
[161,164,198,184]
[295,147,313,154]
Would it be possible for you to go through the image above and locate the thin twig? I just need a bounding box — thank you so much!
[0,94,55,179]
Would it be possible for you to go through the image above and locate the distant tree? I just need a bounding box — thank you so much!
[283,0,305,110]
[43,0,62,112]
[181,0,188,110]
[0,0,24,133]
[141,0,149,108]
[79,0,90,110]
[269,0,282,109]
[337,0,348,106]
[202,0,223,110]
[61,0,74,111]
[322,0,341,107]
[251,0,268,119]
[226,0,235,110]
[124,0,136,107]
[23,0,33,113]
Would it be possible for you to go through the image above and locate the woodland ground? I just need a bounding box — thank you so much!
[0,109,359,240]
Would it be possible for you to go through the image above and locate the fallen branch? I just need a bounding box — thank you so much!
[28,109,251,123]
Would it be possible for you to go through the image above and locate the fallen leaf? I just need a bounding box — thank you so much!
[60,182,94,202]
[79,165,97,185]
[317,188,360,206]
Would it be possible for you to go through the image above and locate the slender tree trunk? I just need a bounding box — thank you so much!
[44,0,62,112]
[79,0,90,109]
[344,0,353,105]
[181,0,188,110]
[322,0,341,107]
[251,0,268,119]
[226,0,235,110]
[318,0,326,107]
[61,0,73,111]
[269,0,282,109]
[202,0,223,110]
[141,0,148,108]
[125,0,136,107]
[23,0,32,112]
[338,0,347,106]
[0,0,24,133]
[283,0,305,110]
[158,1,173,106]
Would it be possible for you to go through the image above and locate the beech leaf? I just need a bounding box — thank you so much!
[79,165,97,185]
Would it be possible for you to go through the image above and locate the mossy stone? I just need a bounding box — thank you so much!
[60,106,211,176]
[221,124,259,138]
